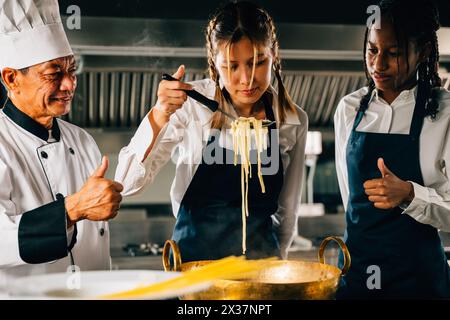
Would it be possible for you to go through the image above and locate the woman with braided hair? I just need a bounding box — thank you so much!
[334,0,450,299]
[115,1,307,261]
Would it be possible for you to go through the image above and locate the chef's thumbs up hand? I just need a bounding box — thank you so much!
[92,155,109,178]
[65,156,124,228]
[363,158,415,210]
[377,158,394,178]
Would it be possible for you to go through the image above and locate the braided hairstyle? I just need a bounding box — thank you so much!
[360,0,441,119]
[206,1,296,129]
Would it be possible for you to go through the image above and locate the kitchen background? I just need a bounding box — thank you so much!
[2,0,450,268]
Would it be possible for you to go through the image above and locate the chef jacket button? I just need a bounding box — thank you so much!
[56,193,64,201]
[99,228,105,236]
[40,151,48,159]
[69,147,75,155]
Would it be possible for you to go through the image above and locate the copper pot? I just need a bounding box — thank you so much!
[162,236,350,300]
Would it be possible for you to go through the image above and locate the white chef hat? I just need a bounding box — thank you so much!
[0,0,73,71]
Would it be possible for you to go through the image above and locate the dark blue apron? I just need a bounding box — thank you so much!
[337,86,450,299]
[172,104,284,262]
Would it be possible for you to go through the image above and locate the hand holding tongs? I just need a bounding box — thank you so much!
[162,73,237,120]
[161,73,275,127]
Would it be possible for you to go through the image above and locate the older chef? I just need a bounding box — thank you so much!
[0,0,123,288]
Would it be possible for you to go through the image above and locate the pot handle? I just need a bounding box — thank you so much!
[318,236,351,275]
[162,240,182,272]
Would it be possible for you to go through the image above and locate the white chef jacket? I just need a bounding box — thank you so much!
[334,85,450,231]
[115,78,308,258]
[0,101,111,290]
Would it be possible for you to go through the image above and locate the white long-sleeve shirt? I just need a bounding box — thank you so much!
[115,78,308,258]
[334,85,450,231]
[0,102,111,291]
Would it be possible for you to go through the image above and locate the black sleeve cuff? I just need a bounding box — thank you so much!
[18,197,69,264]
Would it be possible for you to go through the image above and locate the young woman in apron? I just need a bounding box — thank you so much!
[116,1,308,262]
[334,0,450,299]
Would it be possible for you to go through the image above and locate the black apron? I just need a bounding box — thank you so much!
[171,104,284,262]
[337,87,450,299]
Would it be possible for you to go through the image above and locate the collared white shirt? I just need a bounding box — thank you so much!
[0,108,111,290]
[115,78,308,258]
[334,85,450,231]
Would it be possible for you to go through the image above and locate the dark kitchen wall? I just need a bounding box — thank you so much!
[59,0,450,26]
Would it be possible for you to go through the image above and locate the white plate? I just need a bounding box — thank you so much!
[7,270,211,300]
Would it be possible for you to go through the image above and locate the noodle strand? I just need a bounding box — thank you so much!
[231,117,268,254]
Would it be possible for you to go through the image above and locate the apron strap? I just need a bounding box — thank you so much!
[351,107,366,132]
[351,86,376,131]
[262,93,276,122]
[409,83,427,140]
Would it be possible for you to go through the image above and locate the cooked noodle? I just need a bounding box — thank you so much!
[231,117,268,254]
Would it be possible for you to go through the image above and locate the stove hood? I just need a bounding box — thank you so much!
[62,17,450,132]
